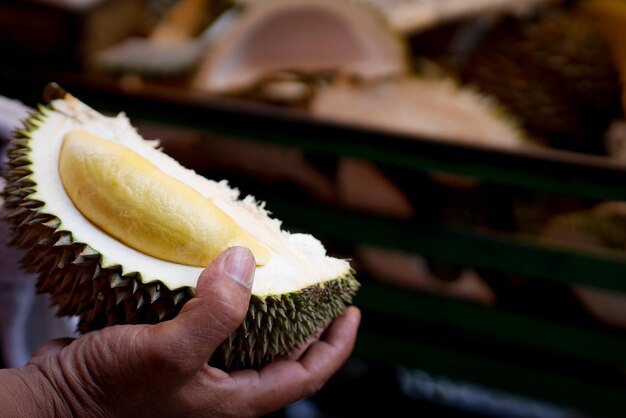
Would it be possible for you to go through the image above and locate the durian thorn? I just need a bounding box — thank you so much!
[266,315,273,333]
[147,285,161,304]
[11,138,28,146]
[13,176,35,187]
[262,337,269,356]
[115,288,132,305]
[157,307,170,321]
[77,245,100,258]
[136,293,148,310]
[110,274,131,289]
[27,215,53,226]
[131,279,140,295]
[53,234,73,247]
[91,264,104,281]
[172,291,187,306]
[256,299,268,313]
[8,148,29,158]
[15,129,32,138]
[56,248,75,269]
[18,199,41,209]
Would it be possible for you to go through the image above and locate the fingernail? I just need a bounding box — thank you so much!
[224,247,255,288]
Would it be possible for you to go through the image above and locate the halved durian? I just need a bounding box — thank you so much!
[1,86,359,370]
[192,0,408,94]
[310,77,528,149]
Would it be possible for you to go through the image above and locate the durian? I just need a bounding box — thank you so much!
[460,6,622,153]
[541,202,626,329]
[310,77,528,149]
[581,0,626,116]
[1,85,359,370]
[191,0,408,95]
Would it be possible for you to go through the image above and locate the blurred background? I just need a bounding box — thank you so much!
[2,0,626,416]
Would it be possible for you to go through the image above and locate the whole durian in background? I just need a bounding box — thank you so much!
[541,202,626,329]
[1,85,359,370]
[459,5,622,154]
[581,0,626,116]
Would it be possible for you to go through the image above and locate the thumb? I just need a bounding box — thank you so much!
[144,246,256,373]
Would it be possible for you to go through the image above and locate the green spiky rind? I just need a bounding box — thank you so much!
[311,74,532,148]
[461,7,621,149]
[217,271,359,370]
[410,74,533,146]
[2,101,358,370]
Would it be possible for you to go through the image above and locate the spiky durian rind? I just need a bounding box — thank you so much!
[310,75,532,149]
[1,104,359,370]
[461,7,621,151]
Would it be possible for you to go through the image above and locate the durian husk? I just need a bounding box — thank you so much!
[460,6,622,153]
[1,96,359,371]
[310,76,530,149]
[580,0,626,117]
[191,0,409,95]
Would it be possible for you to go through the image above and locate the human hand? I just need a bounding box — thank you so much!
[5,246,360,417]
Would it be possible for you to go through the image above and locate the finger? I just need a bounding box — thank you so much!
[29,338,74,360]
[231,306,361,415]
[296,306,360,380]
[144,246,256,373]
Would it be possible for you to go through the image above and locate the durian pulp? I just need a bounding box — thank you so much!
[29,95,349,294]
[59,128,271,267]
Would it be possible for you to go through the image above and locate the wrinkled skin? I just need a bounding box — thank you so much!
[0,247,361,417]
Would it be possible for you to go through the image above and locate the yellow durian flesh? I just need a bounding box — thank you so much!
[58,128,271,267]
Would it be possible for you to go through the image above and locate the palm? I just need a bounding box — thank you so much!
[27,248,360,418]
